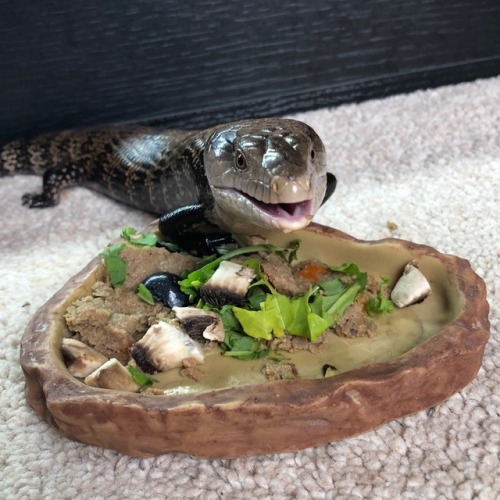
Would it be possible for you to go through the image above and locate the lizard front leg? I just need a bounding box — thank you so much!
[159,204,235,256]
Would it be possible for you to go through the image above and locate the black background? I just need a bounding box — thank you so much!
[1,0,499,141]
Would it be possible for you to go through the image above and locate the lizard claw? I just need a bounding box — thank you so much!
[21,192,54,208]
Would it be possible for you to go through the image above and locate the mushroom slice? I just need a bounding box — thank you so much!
[130,321,204,374]
[61,338,108,378]
[84,358,141,392]
[390,261,431,308]
[200,260,256,307]
[173,307,225,342]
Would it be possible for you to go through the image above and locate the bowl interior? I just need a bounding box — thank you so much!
[49,225,463,396]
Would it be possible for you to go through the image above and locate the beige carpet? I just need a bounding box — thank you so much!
[1,77,499,499]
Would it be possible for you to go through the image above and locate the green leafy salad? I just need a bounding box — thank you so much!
[101,227,395,363]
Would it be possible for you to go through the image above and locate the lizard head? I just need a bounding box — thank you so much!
[204,118,335,234]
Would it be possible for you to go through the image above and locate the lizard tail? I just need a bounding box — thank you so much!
[0,133,72,177]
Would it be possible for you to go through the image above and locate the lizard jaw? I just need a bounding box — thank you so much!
[212,187,315,233]
[239,190,313,222]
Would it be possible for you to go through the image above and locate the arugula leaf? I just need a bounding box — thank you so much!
[218,304,242,334]
[246,285,268,310]
[366,278,395,316]
[317,278,348,298]
[101,243,127,288]
[127,365,158,386]
[137,283,155,305]
[221,332,269,360]
[120,226,158,247]
[282,239,300,264]
[330,262,367,290]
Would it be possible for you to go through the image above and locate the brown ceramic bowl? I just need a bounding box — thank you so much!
[20,223,490,458]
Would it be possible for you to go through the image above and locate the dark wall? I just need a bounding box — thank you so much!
[1,0,499,141]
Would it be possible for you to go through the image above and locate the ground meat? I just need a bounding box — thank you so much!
[260,253,310,296]
[65,281,168,363]
[180,359,207,382]
[64,244,200,363]
[118,245,198,291]
[261,361,299,381]
[269,333,327,353]
[333,302,377,338]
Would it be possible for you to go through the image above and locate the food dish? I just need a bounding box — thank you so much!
[20,222,490,458]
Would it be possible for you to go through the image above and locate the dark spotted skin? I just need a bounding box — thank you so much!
[0,127,214,214]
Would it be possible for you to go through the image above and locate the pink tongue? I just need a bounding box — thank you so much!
[263,199,312,219]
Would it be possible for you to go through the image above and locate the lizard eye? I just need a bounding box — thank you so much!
[235,151,247,170]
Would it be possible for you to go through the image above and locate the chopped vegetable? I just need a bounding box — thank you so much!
[120,226,158,247]
[310,283,362,325]
[281,239,300,264]
[173,306,225,342]
[221,330,271,360]
[157,239,183,252]
[219,306,270,360]
[298,262,329,282]
[84,358,140,392]
[101,243,127,288]
[330,262,367,290]
[200,260,256,307]
[137,283,155,305]
[131,321,205,374]
[366,278,395,316]
[322,364,339,378]
[61,338,108,378]
[390,262,431,307]
[127,365,158,387]
[233,261,369,343]
[178,241,300,300]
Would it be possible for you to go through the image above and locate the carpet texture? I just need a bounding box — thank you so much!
[1,77,499,499]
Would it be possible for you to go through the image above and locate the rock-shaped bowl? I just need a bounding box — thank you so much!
[20,223,490,458]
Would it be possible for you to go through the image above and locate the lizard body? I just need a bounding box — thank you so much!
[0,118,336,235]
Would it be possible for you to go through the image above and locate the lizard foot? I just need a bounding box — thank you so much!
[22,192,56,208]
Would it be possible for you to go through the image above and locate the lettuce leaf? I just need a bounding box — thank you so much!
[233,286,334,342]
[101,243,127,288]
[136,283,155,305]
[127,365,158,386]
[232,261,370,342]
[219,305,273,360]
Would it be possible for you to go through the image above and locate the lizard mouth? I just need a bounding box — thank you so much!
[212,186,315,232]
[235,189,314,228]
[244,194,313,220]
